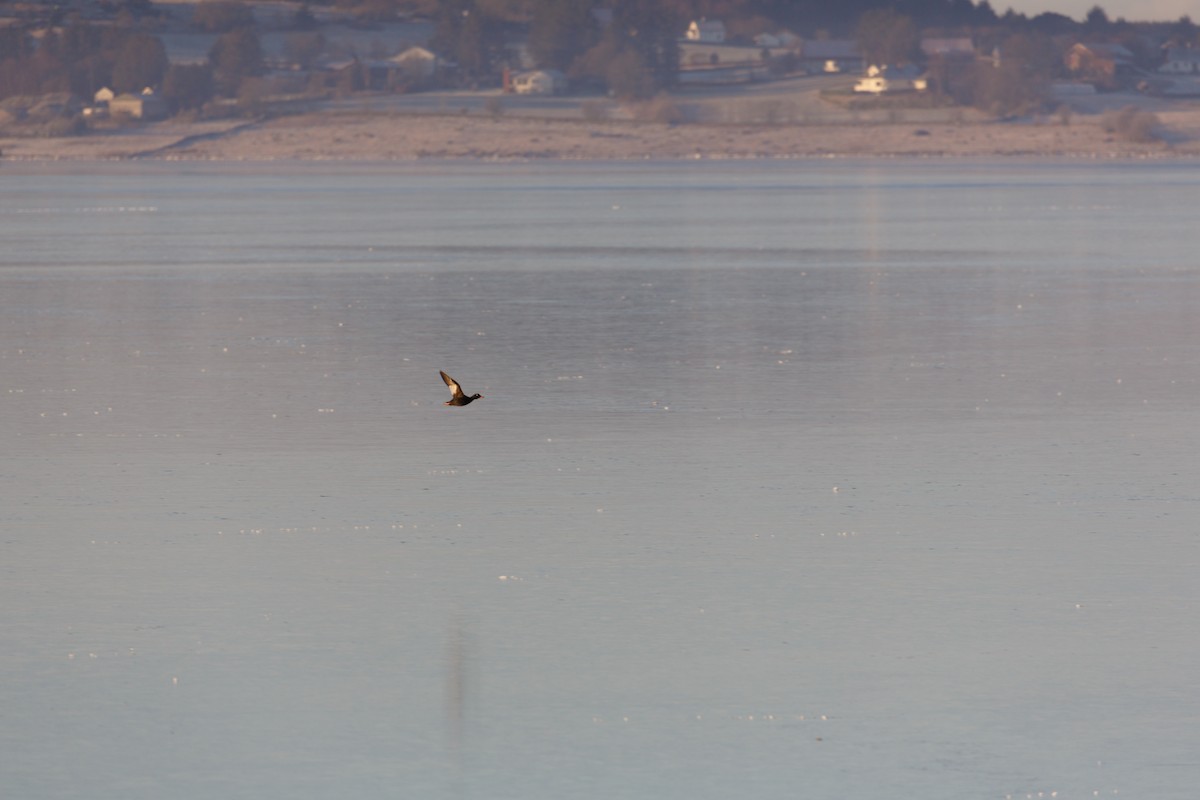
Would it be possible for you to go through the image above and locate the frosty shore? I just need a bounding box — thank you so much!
[5,101,1200,162]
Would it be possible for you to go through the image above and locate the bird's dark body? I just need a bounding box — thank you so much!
[440,371,483,406]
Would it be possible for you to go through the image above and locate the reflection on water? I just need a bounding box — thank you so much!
[3,162,1200,800]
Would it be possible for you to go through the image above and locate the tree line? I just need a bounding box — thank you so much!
[431,0,1195,106]
[430,0,1000,98]
[428,0,681,97]
[0,3,274,113]
[2,0,1197,119]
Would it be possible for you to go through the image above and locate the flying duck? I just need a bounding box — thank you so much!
[440,371,483,406]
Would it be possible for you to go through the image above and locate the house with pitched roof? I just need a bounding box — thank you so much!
[1160,48,1200,75]
[920,37,975,61]
[1066,42,1136,88]
[108,88,167,120]
[686,19,726,44]
[799,40,863,74]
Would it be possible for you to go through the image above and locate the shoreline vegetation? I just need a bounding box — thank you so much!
[5,94,1200,162]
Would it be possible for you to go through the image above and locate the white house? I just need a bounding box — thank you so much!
[389,46,439,80]
[511,69,567,95]
[109,88,167,120]
[686,19,726,43]
[84,87,116,118]
[854,64,927,94]
[754,30,800,49]
[1160,48,1200,74]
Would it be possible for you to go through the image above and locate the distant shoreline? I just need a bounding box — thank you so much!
[5,103,1200,163]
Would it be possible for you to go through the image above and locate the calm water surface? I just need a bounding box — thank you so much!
[3,161,1199,799]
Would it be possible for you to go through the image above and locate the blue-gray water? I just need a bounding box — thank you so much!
[3,161,1199,799]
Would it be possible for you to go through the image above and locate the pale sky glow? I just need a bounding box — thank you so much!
[997,0,1200,22]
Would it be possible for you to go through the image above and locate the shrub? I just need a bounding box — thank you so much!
[581,99,609,122]
[39,115,86,137]
[1102,106,1163,143]
[606,50,655,100]
[759,99,786,124]
[236,76,267,116]
[630,93,683,124]
[200,99,237,119]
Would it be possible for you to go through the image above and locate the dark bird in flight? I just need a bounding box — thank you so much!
[440,371,483,406]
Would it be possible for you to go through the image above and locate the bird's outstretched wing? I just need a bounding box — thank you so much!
[440,370,464,400]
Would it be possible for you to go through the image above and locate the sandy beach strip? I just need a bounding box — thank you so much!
[5,107,1200,162]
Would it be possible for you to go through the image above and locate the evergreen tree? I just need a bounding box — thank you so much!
[1028,12,1075,35]
[975,1,998,25]
[1168,15,1199,47]
[111,32,168,93]
[856,9,918,67]
[162,63,214,110]
[1085,5,1110,30]
[610,0,679,91]
[430,0,466,58]
[433,0,504,84]
[528,0,597,71]
[209,27,263,95]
